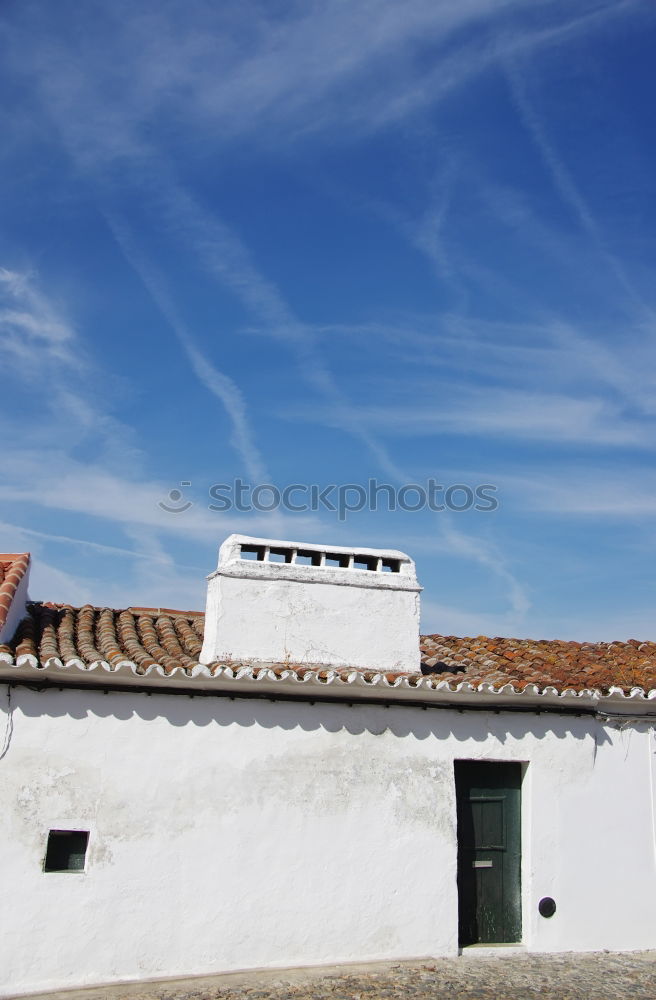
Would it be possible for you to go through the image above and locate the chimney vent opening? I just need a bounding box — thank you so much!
[325,553,350,569]
[296,549,323,567]
[268,547,294,564]
[353,554,379,572]
[240,544,266,561]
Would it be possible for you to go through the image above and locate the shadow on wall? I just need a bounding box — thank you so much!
[4,682,617,747]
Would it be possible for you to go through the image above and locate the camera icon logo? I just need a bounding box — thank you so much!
[158,482,193,513]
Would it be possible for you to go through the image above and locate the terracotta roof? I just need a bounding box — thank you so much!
[0,602,655,699]
[420,634,656,695]
[0,553,30,632]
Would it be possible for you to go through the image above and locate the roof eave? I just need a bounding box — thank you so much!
[1,655,654,720]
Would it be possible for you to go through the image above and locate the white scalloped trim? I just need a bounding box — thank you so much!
[0,652,654,710]
[16,654,39,669]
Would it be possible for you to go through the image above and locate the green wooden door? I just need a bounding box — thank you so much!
[455,761,522,945]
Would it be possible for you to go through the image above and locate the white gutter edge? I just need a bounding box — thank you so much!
[0,655,655,718]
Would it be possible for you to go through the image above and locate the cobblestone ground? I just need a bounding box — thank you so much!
[15,953,656,1000]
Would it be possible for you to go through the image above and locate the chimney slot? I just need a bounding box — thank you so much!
[325,553,350,569]
[240,544,266,561]
[353,554,378,572]
[296,549,323,567]
[268,547,294,564]
[381,558,401,573]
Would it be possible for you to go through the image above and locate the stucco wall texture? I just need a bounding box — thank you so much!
[200,535,422,672]
[0,686,654,996]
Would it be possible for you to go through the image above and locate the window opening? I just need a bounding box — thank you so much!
[44,830,89,873]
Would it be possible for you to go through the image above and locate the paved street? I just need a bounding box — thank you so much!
[12,952,656,1000]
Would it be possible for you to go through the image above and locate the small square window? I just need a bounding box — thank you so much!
[44,830,89,873]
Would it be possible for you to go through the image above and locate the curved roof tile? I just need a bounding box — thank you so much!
[0,553,30,632]
[1,601,655,697]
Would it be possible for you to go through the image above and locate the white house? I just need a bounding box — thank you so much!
[0,534,655,997]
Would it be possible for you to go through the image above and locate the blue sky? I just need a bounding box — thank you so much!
[1,0,656,640]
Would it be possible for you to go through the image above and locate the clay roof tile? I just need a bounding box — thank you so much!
[0,553,30,632]
[1,601,655,696]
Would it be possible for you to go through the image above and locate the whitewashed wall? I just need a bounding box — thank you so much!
[200,535,421,672]
[201,572,421,672]
[0,684,654,996]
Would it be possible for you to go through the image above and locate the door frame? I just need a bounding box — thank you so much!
[453,759,528,948]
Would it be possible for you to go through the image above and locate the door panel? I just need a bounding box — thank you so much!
[455,761,522,945]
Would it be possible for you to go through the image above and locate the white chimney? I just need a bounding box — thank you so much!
[200,534,421,672]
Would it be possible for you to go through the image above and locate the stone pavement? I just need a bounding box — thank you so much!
[12,952,656,1000]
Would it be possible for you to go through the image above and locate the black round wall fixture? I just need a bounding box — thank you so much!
[538,896,557,918]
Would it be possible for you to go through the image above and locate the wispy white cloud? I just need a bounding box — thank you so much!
[0,266,317,604]
[0,519,207,610]
[22,35,410,484]
[148,178,408,481]
[316,313,637,385]
[104,210,270,483]
[0,520,198,568]
[310,304,656,447]
[0,264,145,475]
[397,519,531,636]
[407,459,656,520]
[7,0,634,159]
[286,385,656,448]
[385,157,471,313]
[498,467,656,518]
[437,519,530,617]
[0,447,323,542]
[503,54,654,319]
[5,0,646,488]
[0,266,79,371]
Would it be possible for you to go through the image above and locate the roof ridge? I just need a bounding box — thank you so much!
[29,600,205,618]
